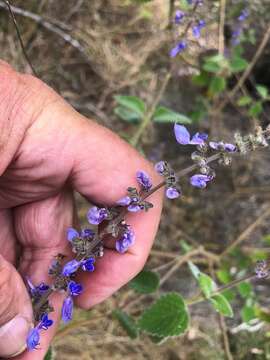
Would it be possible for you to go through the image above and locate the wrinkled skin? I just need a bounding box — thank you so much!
[0,61,163,359]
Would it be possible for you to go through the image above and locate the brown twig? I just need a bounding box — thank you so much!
[218,0,226,55]
[3,0,37,76]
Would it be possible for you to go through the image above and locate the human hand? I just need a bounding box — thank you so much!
[0,61,163,359]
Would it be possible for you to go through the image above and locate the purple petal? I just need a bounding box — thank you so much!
[174,124,191,145]
[81,257,95,272]
[128,204,142,212]
[116,228,135,254]
[175,10,185,24]
[116,196,131,206]
[62,296,73,323]
[136,171,152,191]
[170,41,187,57]
[190,174,213,189]
[190,132,208,145]
[27,328,40,350]
[154,161,166,175]
[67,227,79,242]
[224,143,237,152]
[62,259,81,276]
[192,26,201,38]
[166,187,181,199]
[81,228,95,238]
[87,206,108,225]
[68,280,83,296]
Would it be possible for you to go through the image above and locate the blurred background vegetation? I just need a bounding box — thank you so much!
[1,0,270,359]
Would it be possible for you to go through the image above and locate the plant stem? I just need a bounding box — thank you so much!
[186,273,255,306]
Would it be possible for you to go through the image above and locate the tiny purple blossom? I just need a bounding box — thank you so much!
[68,280,83,296]
[155,161,166,174]
[174,124,208,146]
[170,41,187,57]
[209,141,236,152]
[27,328,40,350]
[136,171,152,191]
[127,204,142,212]
[116,227,135,254]
[62,296,74,323]
[166,187,181,199]
[87,206,108,225]
[238,9,249,21]
[192,26,201,38]
[67,228,79,242]
[116,196,132,206]
[62,259,81,276]
[81,228,95,238]
[190,174,213,189]
[39,314,53,330]
[175,10,185,24]
[81,257,95,272]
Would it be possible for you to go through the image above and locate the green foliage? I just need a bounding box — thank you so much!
[153,106,192,124]
[256,85,268,99]
[198,273,216,299]
[210,294,234,318]
[44,347,53,360]
[209,76,226,96]
[129,270,160,294]
[114,106,141,123]
[237,95,252,107]
[241,304,256,323]
[138,293,189,338]
[248,101,263,117]
[202,54,226,74]
[237,282,253,299]
[114,95,146,122]
[113,310,139,339]
[216,268,232,284]
[229,56,248,73]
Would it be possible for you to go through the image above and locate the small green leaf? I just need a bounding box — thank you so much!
[129,270,160,294]
[113,310,139,339]
[153,106,192,124]
[179,240,193,254]
[241,305,256,323]
[256,85,268,99]
[203,54,226,73]
[138,293,189,337]
[114,106,141,123]
[249,101,263,117]
[209,76,226,95]
[192,72,209,86]
[237,282,253,298]
[198,273,216,298]
[237,96,252,107]
[230,56,248,73]
[44,347,53,360]
[210,294,234,317]
[188,261,201,280]
[255,307,270,323]
[203,61,221,73]
[114,95,146,116]
[216,269,232,284]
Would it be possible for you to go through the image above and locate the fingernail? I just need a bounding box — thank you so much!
[0,315,32,358]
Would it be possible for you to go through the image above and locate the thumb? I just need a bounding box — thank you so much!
[0,255,33,358]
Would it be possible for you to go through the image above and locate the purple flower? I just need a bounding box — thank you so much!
[174,124,208,145]
[39,314,53,330]
[26,278,50,297]
[127,204,142,212]
[209,141,237,152]
[62,296,73,323]
[136,171,152,191]
[190,174,213,188]
[116,227,135,254]
[238,9,249,21]
[81,257,95,272]
[87,206,108,225]
[192,26,201,38]
[81,228,95,238]
[27,328,40,350]
[62,259,81,276]
[175,10,185,24]
[67,228,79,242]
[68,280,83,296]
[116,196,132,206]
[166,187,181,199]
[155,161,166,175]
[170,41,187,57]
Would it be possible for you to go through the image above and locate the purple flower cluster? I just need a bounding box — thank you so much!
[155,161,181,199]
[232,6,249,46]
[170,2,205,58]
[87,206,108,225]
[116,226,135,253]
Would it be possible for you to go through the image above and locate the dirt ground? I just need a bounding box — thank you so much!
[1,1,270,359]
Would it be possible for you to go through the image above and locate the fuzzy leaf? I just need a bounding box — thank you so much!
[256,85,268,99]
[230,57,248,73]
[241,305,256,323]
[138,293,189,337]
[237,96,252,107]
[209,76,226,95]
[113,310,139,339]
[198,273,216,298]
[249,101,263,117]
[210,294,234,317]
[129,270,160,294]
[114,106,141,123]
[153,106,192,124]
[114,95,146,116]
